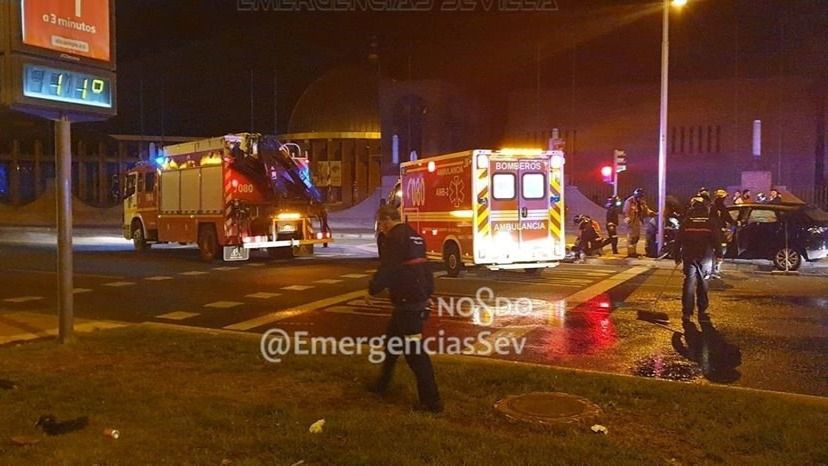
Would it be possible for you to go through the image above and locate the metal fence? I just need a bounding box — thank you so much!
[579,181,828,211]
[788,185,828,210]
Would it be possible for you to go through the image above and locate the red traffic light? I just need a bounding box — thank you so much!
[600,166,613,177]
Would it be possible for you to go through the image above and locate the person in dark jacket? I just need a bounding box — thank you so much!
[674,197,723,324]
[368,205,442,413]
[605,196,621,254]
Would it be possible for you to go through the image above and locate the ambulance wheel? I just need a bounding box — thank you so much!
[443,242,462,277]
[132,222,150,252]
[197,225,219,262]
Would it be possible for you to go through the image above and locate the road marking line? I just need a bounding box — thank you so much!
[157,311,200,320]
[3,296,44,303]
[73,288,92,294]
[246,292,282,299]
[246,263,265,267]
[314,279,343,284]
[562,266,650,305]
[340,273,369,279]
[204,301,244,309]
[282,285,314,291]
[0,320,126,346]
[3,268,123,280]
[365,269,377,273]
[145,276,174,281]
[224,289,368,331]
[104,281,135,287]
[180,271,209,276]
[212,266,239,271]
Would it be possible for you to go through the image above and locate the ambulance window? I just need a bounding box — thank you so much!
[492,173,515,200]
[522,173,545,199]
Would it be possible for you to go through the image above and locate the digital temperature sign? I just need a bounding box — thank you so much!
[22,62,112,108]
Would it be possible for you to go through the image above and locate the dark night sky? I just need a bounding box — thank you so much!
[93,0,828,138]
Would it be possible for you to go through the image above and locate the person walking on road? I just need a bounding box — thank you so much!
[623,188,655,258]
[368,205,442,413]
[674,196,723,324]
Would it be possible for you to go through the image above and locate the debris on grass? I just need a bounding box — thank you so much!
[10,436,41,446]
[308,419,326,434]
[35,415,89,436]
[590,424,608,435]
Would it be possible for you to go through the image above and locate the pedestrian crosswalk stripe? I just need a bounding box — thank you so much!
[104,281,135,287]
[246,292,282,299]
[282,285,314,291]
[180,271,209,276]
[212,266,239,271]
[73,288,92,294]
[204,301,244,309]
[145,276,174,281]
[314,279,343,284]
[3,296,44,303]
[157,311,200,320]
[340,273,369,279]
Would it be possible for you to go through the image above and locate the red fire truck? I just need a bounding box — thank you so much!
[122,133,331,262]
[399,149,565,276]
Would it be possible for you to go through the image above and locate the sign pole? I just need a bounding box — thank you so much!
[612,154,618,197]
[56,114,74,343]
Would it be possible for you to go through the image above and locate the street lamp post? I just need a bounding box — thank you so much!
[657,0,685,254]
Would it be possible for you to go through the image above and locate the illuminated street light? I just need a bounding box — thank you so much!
[656,0,687,253]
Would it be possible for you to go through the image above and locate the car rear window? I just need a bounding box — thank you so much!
[521,173,545,200]
[492,173,515,200]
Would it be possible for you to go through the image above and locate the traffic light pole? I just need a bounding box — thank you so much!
[56,115,74,344]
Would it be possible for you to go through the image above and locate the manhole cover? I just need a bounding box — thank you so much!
[494,392,602,425]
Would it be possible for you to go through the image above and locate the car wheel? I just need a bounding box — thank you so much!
[197,225,219,262]
[443,242,462,277]
[132,222,149,252]
[773,248,802,271]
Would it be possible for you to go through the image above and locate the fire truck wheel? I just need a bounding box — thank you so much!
[132,223,150,252]
[443,242,462,277]
[197,225,219,262]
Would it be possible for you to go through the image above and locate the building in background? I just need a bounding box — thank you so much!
[279,66,382,207]
[505,76,828,206]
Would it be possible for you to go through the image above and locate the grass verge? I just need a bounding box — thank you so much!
[0,325,826,465]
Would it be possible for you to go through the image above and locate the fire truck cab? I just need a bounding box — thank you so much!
[122,133,331,262]
[399,148,565,276]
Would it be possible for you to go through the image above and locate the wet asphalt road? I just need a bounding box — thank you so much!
[1,232,826,397]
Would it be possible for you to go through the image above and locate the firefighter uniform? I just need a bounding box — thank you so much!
[623,190,654,257]
[673,201,723,323]
[605,196,621,254]
[369,221,442,412]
